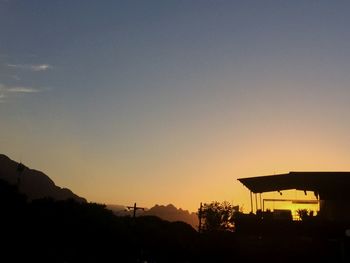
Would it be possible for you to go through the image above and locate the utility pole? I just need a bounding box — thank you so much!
[127,203,145,218]
[198,202,203,233]
[16,162,25,189]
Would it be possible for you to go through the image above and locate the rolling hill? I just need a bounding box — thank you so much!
[0,154,86,202]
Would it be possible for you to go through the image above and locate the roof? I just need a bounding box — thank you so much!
[238,172,350,196]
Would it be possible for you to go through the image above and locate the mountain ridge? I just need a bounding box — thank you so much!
[0,154,86,202]
[107,203,198,229]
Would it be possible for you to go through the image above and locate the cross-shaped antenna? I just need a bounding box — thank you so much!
[127,202,145,218]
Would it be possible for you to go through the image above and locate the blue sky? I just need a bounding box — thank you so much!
[2,1,350,211]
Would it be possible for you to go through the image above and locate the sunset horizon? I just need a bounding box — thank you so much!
[2,1,350,214]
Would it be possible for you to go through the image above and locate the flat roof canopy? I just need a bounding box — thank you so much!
[238,172,350,199]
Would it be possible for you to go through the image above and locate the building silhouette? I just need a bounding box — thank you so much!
[238,172,350,221]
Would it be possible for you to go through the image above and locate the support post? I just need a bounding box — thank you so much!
[250,191,253,213]
[133,203,136,218]
[262,199,265,212]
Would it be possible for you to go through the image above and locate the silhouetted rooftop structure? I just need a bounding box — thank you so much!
[238,172,350,199]
[238,172,350,221]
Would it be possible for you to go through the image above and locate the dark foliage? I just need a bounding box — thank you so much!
[1,179,350,262]
[199,201,237,232]
[0,179,201,262]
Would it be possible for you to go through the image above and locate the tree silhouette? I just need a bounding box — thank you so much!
[296,209,314,221]
[200,201,237,232]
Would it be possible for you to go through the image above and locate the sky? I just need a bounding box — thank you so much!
[2,1,350,212]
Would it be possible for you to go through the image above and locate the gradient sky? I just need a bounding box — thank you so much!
[2,1,350,212]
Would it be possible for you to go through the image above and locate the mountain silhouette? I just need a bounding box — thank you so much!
[0,154,86,202]
[143,204,198,228]
[107,203,198,228]
[106,204,128,215]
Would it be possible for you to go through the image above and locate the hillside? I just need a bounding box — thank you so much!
[0,154,86,202]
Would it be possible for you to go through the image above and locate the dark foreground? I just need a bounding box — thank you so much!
[1,179,349,263]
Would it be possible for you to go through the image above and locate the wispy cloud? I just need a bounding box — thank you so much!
[6,87,40,93]
[31,64,51,71]
[11,75,21,81]
[0,92,5,103]
[0,83,43,102]
[7,63,52,72]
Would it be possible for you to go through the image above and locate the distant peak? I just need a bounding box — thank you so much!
[0,153,86,203]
